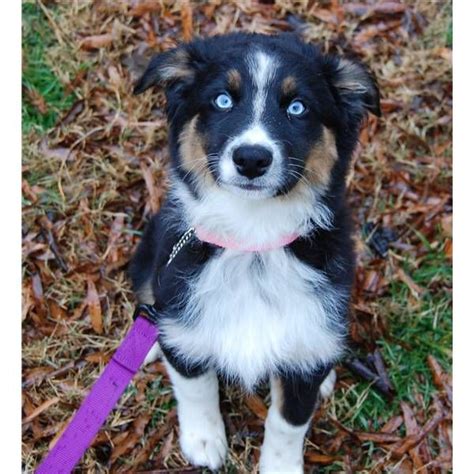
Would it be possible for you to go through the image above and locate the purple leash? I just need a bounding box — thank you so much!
[36,229,197,473]
[36,305,160,474]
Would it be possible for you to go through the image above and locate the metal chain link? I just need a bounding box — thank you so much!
[166,227,196,266]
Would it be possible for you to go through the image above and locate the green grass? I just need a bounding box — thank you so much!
[22,2,76,132]
[446,20,452,47]
[334,237,452,433]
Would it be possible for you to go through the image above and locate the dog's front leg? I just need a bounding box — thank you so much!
[260,367,335,474]
[164,359,228,470]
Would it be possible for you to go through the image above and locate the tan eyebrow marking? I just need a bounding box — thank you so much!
[227,69,241,91]
[282,76,297,96]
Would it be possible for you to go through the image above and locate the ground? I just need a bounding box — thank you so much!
[22,1,452,472]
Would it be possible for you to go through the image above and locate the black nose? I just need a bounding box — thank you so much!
[232,146,273,179]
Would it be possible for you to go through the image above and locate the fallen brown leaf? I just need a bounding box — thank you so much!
[140,160,162,214]
[401,402,426,473]
[344,2,407,17]
[129,0,162,17]
[23,397,60,424]
[59,99,85,126]
[310,8,338,25]
[134,409,177,466]
[244,394,268,420]
[80,33,114,50]
[154,430,175,467]
[102,214,125,261]
[86,278,103,334]
[39,139,77,161]
[381,415,403,433]
[24,87,48,114]
[48,300,67,320]
[354,431,401,444]
[304,452,339,464]
[427,355,452,403]
[391,408,447,458]
[85,351,111,364]
[396,267,425,299]
[111,413,150,462]
[22,179,39,203]
[181,0,193,42]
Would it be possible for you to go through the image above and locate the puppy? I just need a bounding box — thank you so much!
[130,33,380,472]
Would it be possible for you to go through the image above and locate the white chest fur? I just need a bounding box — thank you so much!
[161,248,345,389]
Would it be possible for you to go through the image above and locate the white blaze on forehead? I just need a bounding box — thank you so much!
[218,50,282,188]
[247,50,279,121]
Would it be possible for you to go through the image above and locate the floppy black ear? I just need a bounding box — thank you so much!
[133,47,196,95]
[325,56,381,119]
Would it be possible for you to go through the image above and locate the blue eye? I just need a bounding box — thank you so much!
[214,93,233,110]
[287,100,306,116]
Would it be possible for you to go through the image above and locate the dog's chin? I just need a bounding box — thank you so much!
[220,181,277,200]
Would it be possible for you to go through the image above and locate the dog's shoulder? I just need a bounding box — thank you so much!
[128,199,179,296]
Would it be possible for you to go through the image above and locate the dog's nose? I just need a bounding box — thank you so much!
[232,146,273,179]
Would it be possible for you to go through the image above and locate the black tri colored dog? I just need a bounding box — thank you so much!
[130,33,380,473]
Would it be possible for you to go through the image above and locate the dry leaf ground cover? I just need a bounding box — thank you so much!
[22,1,452,472]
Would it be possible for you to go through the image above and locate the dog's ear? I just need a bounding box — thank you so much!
[133,46,201,95]
[324,55,381,119]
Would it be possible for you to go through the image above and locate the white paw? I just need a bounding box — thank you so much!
[260,406,307,474]
[319,369,336,400]
[260,459,303,474]
[180,416,228,470]
[164,364,227,470]
[143,342,162,365]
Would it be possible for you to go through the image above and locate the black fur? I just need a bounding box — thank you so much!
[280,365,332,426]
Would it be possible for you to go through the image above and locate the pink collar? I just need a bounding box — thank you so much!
[195,226,299,252]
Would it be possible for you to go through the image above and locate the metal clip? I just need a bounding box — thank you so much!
[132,304,161,324]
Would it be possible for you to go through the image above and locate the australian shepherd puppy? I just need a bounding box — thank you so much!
[130,33,380,472]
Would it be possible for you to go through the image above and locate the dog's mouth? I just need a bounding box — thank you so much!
[235,183,266,191]
[220,179,278,199]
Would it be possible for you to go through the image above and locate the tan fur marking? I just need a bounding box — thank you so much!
[160,49,193,82]
[178,116,213,186]
[304,127,338,188]
[334,58,369,94]
[282,76,297,96]
[227,69,241,91]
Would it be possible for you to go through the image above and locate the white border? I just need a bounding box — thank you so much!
[453,0,472,471]
[1,1,22,471]
[10,1,462,472]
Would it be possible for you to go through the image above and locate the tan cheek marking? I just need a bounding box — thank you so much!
[282,76,297,96]
[178,116,214,185]
[304,127,338,188]
[227,69,241,91]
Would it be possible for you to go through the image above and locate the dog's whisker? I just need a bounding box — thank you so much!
[179,159,212,182]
